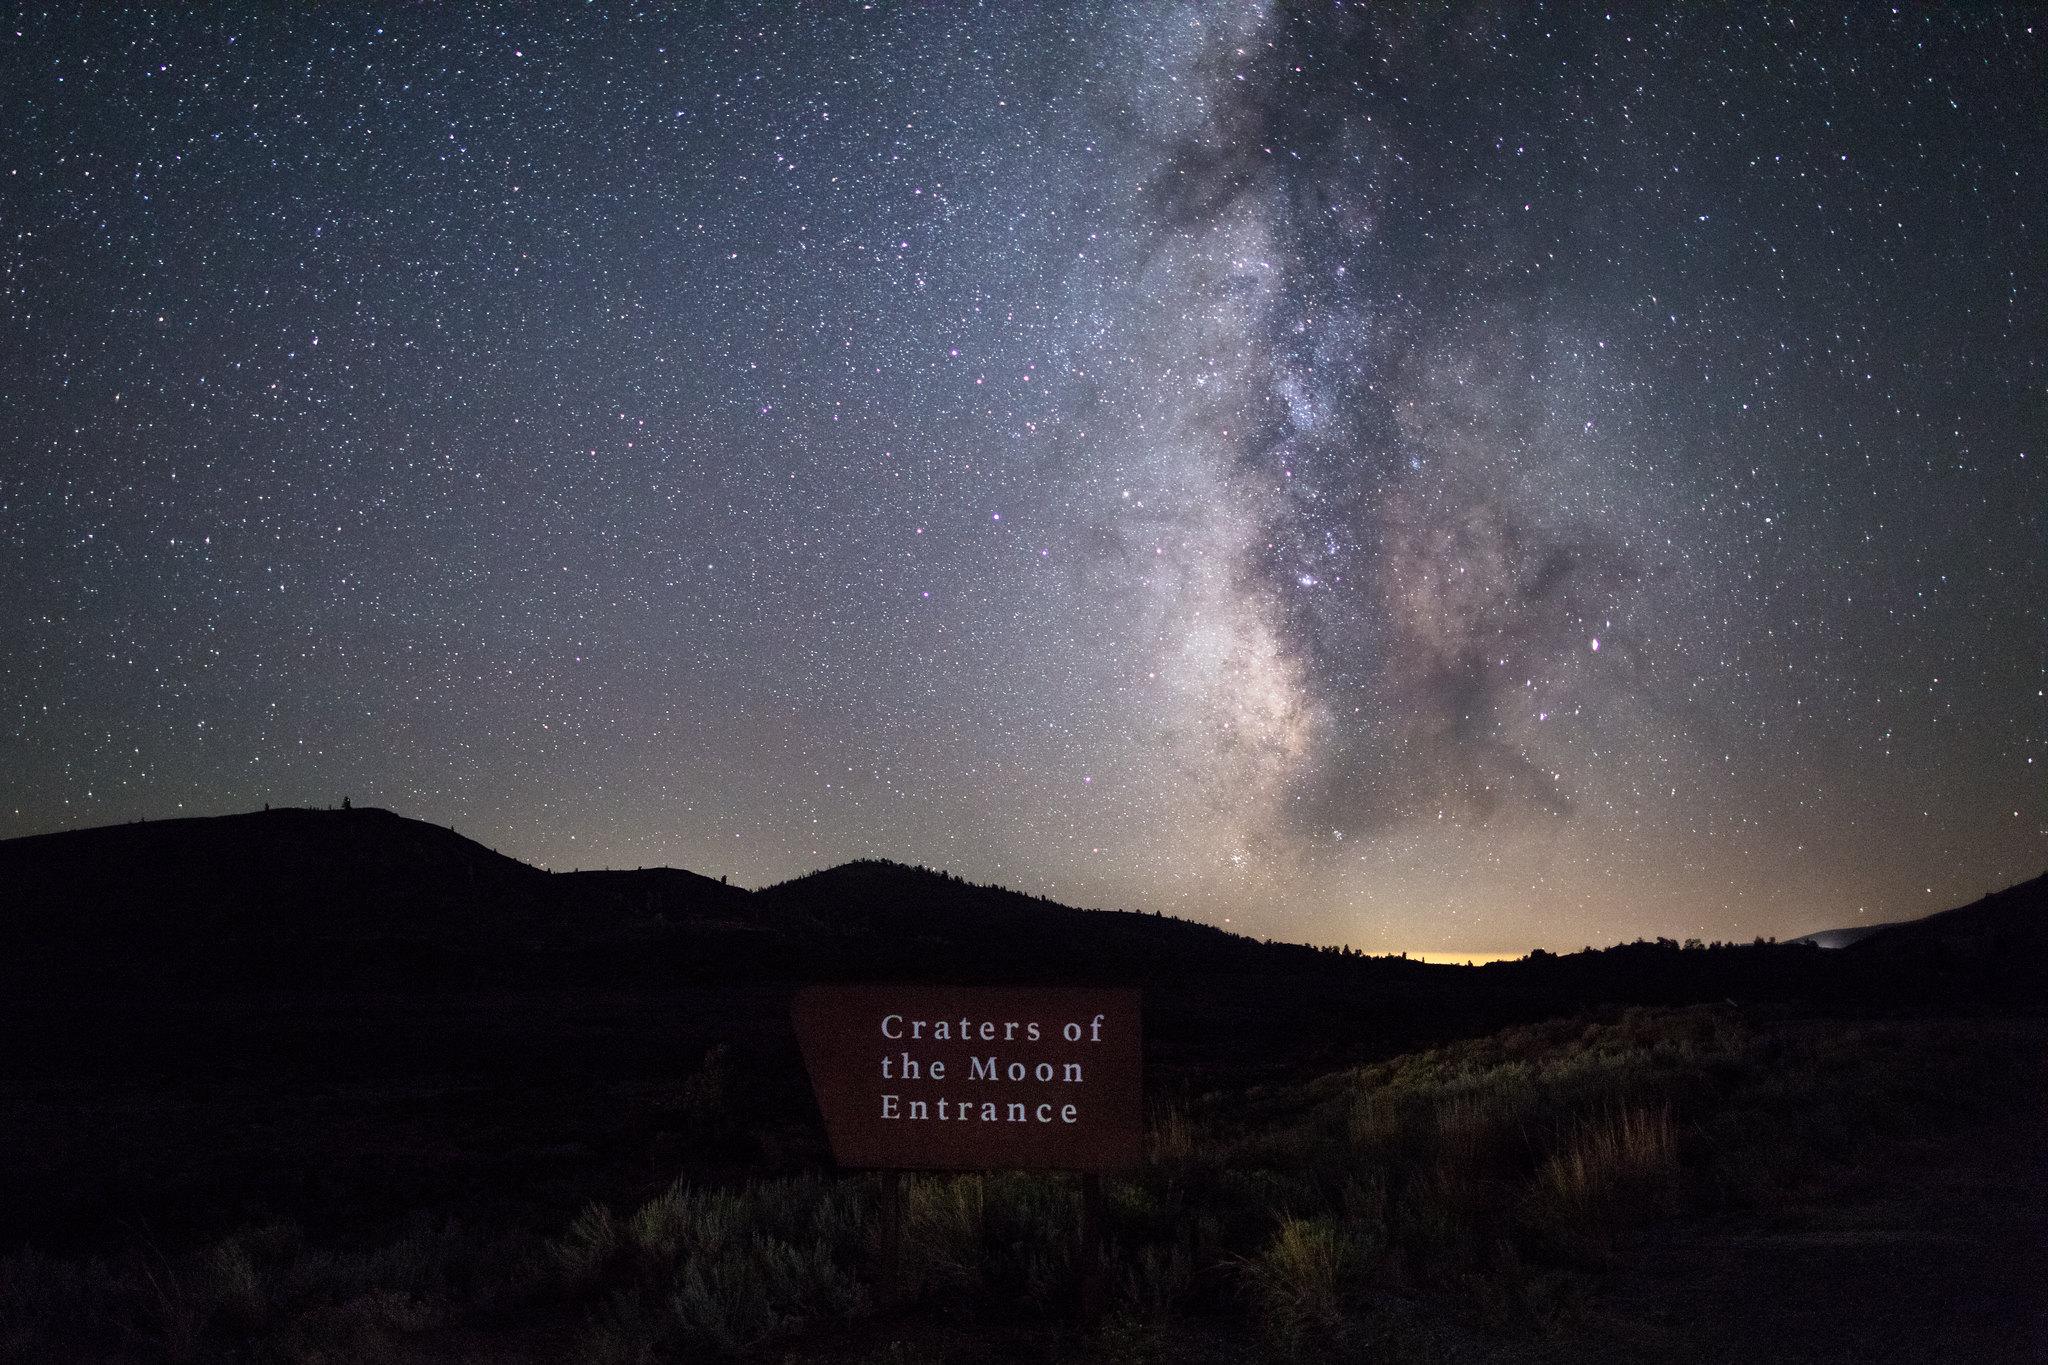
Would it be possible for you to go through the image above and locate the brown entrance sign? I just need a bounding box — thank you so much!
[793,985,1142,1171]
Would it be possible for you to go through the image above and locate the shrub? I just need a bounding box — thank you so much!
[558,1173,873,1358]
[1531,1103,1681,1239]
[1239,1216,1360,1349]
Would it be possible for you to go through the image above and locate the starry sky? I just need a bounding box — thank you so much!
[4,4,2043,957]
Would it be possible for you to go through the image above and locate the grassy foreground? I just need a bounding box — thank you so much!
[3,1005,2041,1362]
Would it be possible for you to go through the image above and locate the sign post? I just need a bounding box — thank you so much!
[792,984,1143,1311]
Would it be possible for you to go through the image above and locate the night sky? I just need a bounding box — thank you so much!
[4,5,2043,957]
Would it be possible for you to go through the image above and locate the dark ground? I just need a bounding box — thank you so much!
[1579,1108,2048,1364]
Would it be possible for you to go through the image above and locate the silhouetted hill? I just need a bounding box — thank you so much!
[0,810,1437,999]
[1848,869,2048,969]
[754,859,1286,979]
[4,807,2042,1012]
[1786,873,2048,959]
[1,807,547,989]
[1,804,540,911]
[0,807,781,991]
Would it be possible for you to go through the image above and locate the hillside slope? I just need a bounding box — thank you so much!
[0,807,754,989]
[1847,868,2048,962]
[0,808,1433,1002]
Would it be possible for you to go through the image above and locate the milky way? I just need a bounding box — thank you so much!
[3,4,2042,954]
[1102,4,1668,841]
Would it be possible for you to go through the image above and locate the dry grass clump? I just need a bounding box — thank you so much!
[1239,1216,1362,1349]
[557,1172,870,1358]
[1533,1104,1681,1235]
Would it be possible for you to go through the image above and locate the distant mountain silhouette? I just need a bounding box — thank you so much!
[751,859,1272,979]
[3,807,2042,1015]
[0,807,1428,999]
[0,807,755,990]
[1789,922,1906,949]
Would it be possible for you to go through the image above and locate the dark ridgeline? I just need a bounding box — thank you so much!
[4,805,2040,1005]
[1839,872,2048,966]
[0,805,2041,1252]
[0,805,763,992]
[2,804,1447,999]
